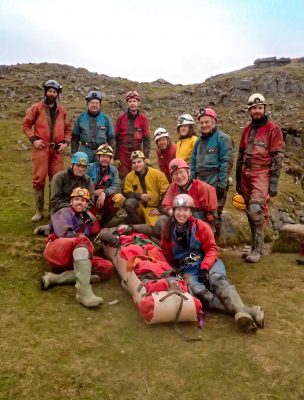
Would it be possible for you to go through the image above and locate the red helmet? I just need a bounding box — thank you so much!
[198,107,217,122]
[173,194,195,209]
[125,90,141,101]
[169,158,189,175]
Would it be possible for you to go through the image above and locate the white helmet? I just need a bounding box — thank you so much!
[247,93,267,109]
[177,114,194,127]
[154,127,169,142]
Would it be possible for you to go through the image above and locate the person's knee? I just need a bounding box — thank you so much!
[124,198,139,212]
[209,260,228,287]
[73,247,90,261]
[154,215,169,235]
[247,201,264,225]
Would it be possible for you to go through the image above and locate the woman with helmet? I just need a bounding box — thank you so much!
[114,91,151,178]
[176,114,197,164]
[86,144,125,227]
[154,127,176,182]
[161,193,264,333]
[23,79,72,222]
[72,90,115,162]
[42,187,113,308]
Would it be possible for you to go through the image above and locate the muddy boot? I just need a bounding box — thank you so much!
[213,277,257,333]
[124,198,143,224]
[32,189,44,222]
[74,259,104,307]
[33,224,50,236]
[205,294,232,314]
[40,271,76,290]
[244,305,265,328]
[245,225,264,263]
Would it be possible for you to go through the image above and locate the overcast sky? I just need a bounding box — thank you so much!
[1,0,303,84]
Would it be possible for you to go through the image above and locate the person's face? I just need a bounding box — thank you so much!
[174,206,192,224]
[88,99,101,114]
[45,88,58,104]
[171,168,189,187]
[72,163,87,177]
[199,116,216,135]
[127,98,140,112]
[179,125,190,137]
[70,196,88,212]
[98,154,111,168]
[156,137,169,150]
[249,104,265,120]
[131,157,146,173]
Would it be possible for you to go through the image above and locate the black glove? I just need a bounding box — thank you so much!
[269,179,278,197]
[198,269,209,287]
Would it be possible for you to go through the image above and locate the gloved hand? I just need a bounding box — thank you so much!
[198,269,209,287]
[113,159,121,168]
[269,180,278,197]
[145,158,152,167]
[83,210,97,223]
[216,186,227,201]
[95,229,120,247]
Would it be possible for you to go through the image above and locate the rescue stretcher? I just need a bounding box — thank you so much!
[96,231,202,325]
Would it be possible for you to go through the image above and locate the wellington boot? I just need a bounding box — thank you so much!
[205,294,231,314]
[235,312,258,333]
[34,224,50,236]
[74,259,104,307]
[245,249,261,263]
[41,271,75,290]
[245,224,264,263]
[31,189,44,222]
[244,305,265,328]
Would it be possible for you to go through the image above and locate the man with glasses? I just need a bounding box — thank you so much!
[190,107,233,238]
[114,91,151,178]
[72,90,115,162]
[236,93,284,263]
[87,144,125,227]
[23,79,71,222]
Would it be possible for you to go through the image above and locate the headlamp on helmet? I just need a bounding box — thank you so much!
[130,150,145,161]
[70,187,90,201]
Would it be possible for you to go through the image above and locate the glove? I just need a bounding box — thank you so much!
[145,158,152,167]
[198,269,209,287]
[113,159,121,168]
[269,180,278,197]
[95,229,120,247]
[216,187,227,202]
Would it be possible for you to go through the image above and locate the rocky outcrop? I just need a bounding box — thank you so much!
[254,57,291,68]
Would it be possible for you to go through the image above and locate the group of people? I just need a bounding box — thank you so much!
[21,79,284,333]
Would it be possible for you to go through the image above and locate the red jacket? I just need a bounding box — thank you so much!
[239,120,284,166]
[156,142,176,182]
[115,111,150,153]
[162,179,218,218]
[23,101,71,144]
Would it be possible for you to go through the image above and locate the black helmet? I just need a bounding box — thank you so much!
[43,80,62,93]
[85,90,102,102]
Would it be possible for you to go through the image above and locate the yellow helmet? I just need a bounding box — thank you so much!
[96,144,114,158]
[70,187,90,201]
[130,150,145,161]
[232,193,246,211]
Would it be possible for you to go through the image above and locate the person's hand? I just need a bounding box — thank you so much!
[113,159,121,168]
[33,139,46,150]
[95,189,104,197]
[145,158,152,166]
[96,191,106,208]
[149,208,160,216]
[269,182,278,197]
[57,142,67,154]
[198,269,209,286]
[141,193,151,202]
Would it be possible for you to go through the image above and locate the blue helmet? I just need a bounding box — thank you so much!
[85,90,102,102]
[71,152,89,166]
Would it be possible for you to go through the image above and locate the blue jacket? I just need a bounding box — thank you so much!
[190,129,233,189]
[87,163,121,197]
[72,111,115,161]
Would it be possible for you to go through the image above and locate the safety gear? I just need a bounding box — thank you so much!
[247,202,263,224]
[245,224,264,263]
[41,271,76,290]
[247,93,267,109]
[154,127,169,142]
[43,80,62,93]
[212,275,257,333]
[34,224,50,236]
[269,151,284,197]
[31,189,44,222]
[70,187,90,201]
[173,194,195,209]
[197,107,217,122]
[177,114,194,127]
[71,152,89,166]
[95,229,120,247]
[96,144,114,158]
[125,90,141,101]
[169,158,189,175]
[85,90,102,102]
[74,258,104,307]
[130,150,145,160]
[232,193,246,211]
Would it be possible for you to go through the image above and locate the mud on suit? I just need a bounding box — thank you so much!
[87,162,125,227]
[236,117,284,261]
[71,111,115,162]
[190,128,233,236]
[50,168,95,214]
[123,167,169,229]
[43,206,113,280]
[156,142,176,182]
[162,179,218,228]
[176,136,197,165]
[161,216,264,331]
[23,100,72,191]
[115,110,150,178]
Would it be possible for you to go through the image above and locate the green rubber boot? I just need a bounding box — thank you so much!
[74,259,104,307]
